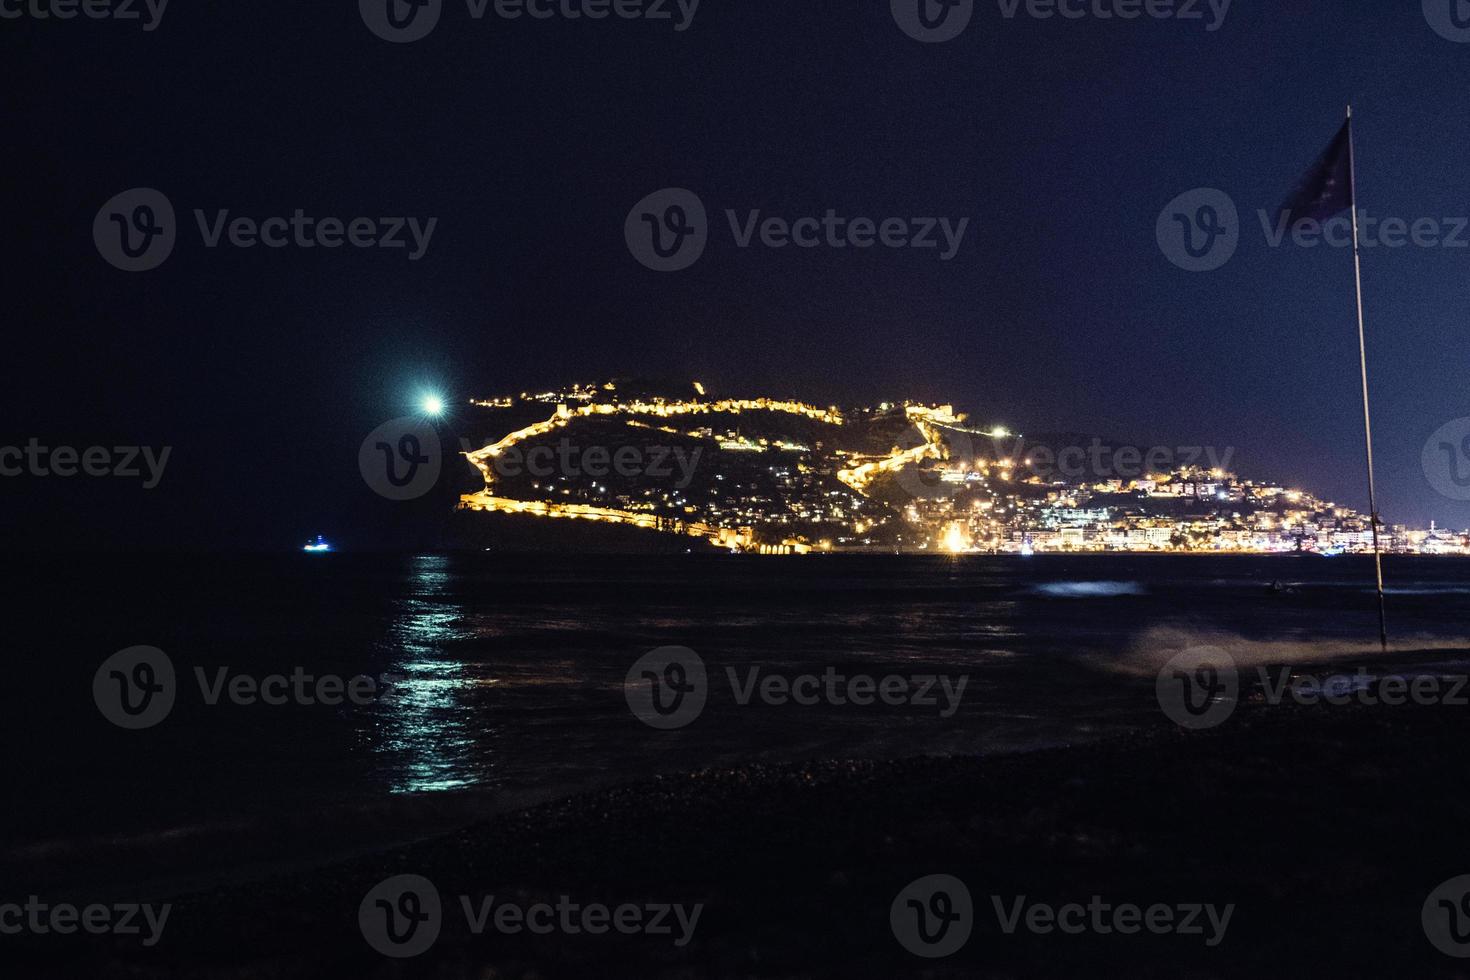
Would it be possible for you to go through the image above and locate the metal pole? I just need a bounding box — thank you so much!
[1346,104,1389,653]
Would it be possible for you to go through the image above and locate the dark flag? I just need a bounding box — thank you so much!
[1274,108,1387,652]
[1279,119,1353,227]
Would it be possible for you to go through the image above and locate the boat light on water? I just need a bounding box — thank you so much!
[303,535,332,553]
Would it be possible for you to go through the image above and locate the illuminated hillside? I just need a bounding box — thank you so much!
[452,380,1463,556]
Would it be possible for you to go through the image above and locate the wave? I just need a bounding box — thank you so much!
[1107,624,1470,677]
[1029,581,1146,598]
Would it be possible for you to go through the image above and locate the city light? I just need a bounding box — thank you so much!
[422,394,445,416]
[455,382,1466,557]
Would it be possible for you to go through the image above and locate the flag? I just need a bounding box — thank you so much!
[1279,119,1353,227]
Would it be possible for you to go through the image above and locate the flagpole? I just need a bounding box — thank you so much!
[1346,104,1389,653]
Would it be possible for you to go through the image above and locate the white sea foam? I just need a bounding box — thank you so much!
[1108,624,1470,678]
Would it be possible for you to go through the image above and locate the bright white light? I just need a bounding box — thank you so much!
[422,395,445,416]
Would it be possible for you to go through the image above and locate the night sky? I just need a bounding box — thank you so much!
[6,1,1470,550]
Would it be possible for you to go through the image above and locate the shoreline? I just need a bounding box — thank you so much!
[21,688,1470,978]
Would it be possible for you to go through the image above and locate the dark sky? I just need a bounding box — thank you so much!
[6,1,1470,549]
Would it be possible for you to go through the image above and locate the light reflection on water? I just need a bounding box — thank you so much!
[376,556,489,794]
[352,554,1470,800]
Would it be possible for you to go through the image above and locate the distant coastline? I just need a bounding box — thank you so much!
[446,379,1469,557]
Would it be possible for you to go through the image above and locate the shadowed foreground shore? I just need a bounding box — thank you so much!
[18,690,1470,978]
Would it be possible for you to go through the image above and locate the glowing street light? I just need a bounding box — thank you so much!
[421,394,445,417]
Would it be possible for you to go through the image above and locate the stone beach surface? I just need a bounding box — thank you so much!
[14,674,1470,978]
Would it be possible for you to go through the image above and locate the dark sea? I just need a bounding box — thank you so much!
[11,553,1470,899]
